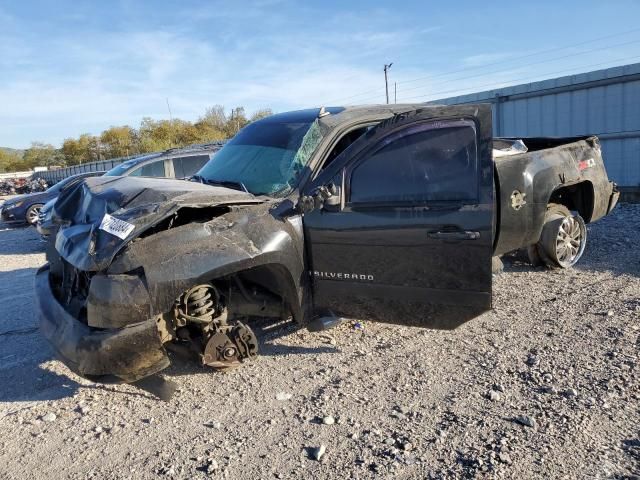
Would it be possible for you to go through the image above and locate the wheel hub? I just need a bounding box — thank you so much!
[202,322,258,370]
[555,216,583,264]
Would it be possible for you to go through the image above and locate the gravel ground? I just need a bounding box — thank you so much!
[0,204,638,480]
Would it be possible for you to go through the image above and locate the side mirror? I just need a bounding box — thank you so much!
[298,182,339,213]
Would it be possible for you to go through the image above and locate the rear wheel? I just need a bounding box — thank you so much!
[535,204,587,269]
[25,204,43,225]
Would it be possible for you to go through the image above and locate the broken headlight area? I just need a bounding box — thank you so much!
[46,262,261,384]
[51,259,96,323]
[87,272,152,328]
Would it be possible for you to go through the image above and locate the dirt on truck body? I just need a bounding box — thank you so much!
[36,103,619,397]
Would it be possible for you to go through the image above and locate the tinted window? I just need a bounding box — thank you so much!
[172,155,210,178]
[349,124,478,204]
[133,160,166,177]
[105,161,138,176]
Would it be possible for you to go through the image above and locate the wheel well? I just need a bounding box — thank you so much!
[548,181,594,222]
[212,264,301,322]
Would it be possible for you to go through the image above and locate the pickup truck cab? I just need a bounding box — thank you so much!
[36,104,619,393]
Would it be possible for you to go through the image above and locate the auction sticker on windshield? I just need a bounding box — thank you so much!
[99,213,135,240]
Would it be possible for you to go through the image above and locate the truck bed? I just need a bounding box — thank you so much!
[492,135,618,256]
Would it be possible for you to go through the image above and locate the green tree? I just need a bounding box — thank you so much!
[62,138,82,165]
[250,108,273,122]
[138,117,175,152]
[22,142,61,169]
[100,126,137,159]
[0,149,23,173]
[11,103,274,171]
[195,105,227,143]
[225,107,248,136]
[62,134,100,165]
[193,120,226,143]
[171,119,202,146]
[200,105,227,131]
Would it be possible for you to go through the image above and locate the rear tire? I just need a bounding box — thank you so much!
[536,204,587,269]
[25,204,43,225]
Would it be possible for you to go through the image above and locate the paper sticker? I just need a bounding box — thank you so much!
[99,213,135,240]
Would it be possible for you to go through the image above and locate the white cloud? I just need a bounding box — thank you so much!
[3,2,637,148]
[0,4,439,147]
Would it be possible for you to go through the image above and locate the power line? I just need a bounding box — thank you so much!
[325,85,386,105]
[396,26,640,86]
[326,27,640,105]
[396,38,640,97]
[393,54,640,103]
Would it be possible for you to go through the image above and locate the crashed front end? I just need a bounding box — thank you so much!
[36,262,168,382]
[35,176,281,386]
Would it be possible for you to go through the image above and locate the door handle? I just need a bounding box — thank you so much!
[428,230,480,240]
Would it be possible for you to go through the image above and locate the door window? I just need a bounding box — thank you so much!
[349,121,478,204]
[131,160,166,177]
[172,155,211,178]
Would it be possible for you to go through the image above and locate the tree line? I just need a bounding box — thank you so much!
[0,106,272,173]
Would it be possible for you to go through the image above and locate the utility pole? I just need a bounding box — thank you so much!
[166,98,174,147]
[166,97,173,123]
[230,108,240,134]
[384,63,393,104]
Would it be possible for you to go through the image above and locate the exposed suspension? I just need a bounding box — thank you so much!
[176,284,221,326]
[174,284,258,370]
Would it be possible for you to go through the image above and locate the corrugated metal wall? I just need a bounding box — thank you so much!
[33,158,125,184]
[430,63,640,189]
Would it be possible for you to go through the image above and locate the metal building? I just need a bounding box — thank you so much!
[430,62,640,198]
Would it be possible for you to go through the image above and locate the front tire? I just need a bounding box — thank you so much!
[25,204,43,225]
[536,204,587,269]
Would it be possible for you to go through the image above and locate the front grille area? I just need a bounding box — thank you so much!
[52,259,96,323]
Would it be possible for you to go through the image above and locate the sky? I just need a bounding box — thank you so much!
[1,0,640,149]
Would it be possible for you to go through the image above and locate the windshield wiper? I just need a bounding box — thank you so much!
[190,175,249,193]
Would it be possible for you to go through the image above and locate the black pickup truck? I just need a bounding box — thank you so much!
[36,104,619,393]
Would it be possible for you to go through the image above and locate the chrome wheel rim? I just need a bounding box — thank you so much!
[27,206,41,224]
[555,216,583,265]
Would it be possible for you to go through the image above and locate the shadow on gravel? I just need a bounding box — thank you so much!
[0,358,82,403]
[0,267,39,306]
[0,344,148,403]
[500,243,640,277]
[163,318,338,378]
[254,318,340,357]
[0,224,45,255]
[622,438,640,465]
[500,252,543,273]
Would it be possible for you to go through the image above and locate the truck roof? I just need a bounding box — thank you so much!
[265,104,433,129]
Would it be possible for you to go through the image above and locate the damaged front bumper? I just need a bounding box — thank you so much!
[35,265,170,383]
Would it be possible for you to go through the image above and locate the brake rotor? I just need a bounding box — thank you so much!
[202,322,258,370]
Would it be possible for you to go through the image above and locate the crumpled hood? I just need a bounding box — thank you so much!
[54,176,263,271]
